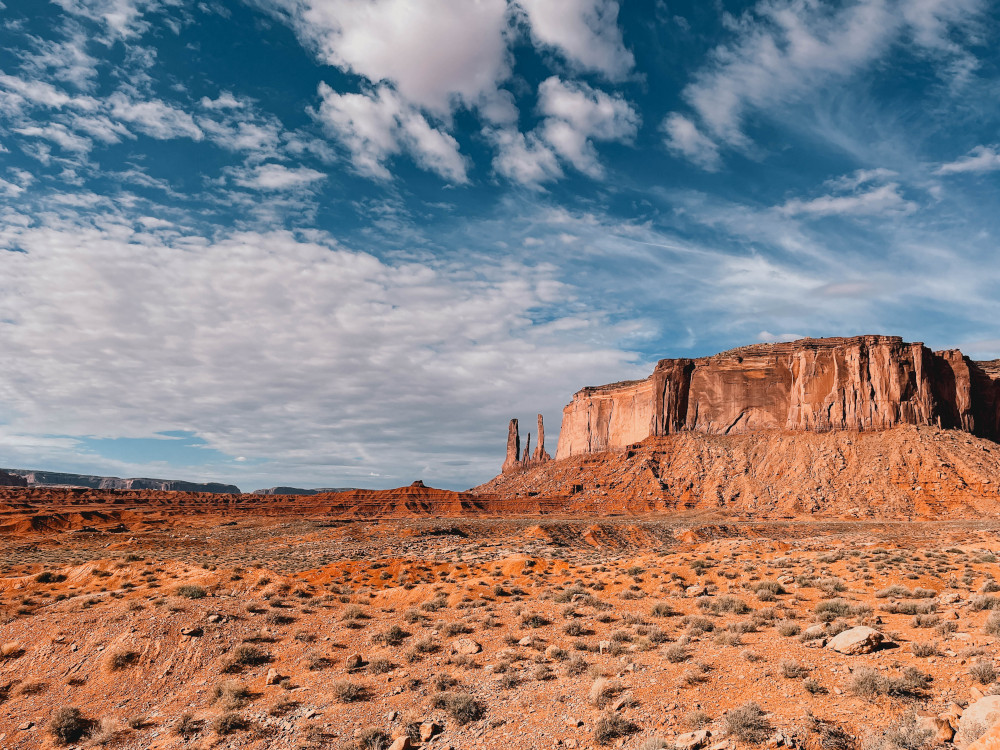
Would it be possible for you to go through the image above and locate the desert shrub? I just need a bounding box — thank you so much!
[413,636,440,654]
[803,678,825,694]
[175,585,206,599]
[213,680,251,709]
[35,571,66,584]
[862,711,933,750]
[971,596,1000,611]
[875,584,911,598]
[430,691,485,725]
[650,602,675,617]
[970,660,997,685]
[911,641,939,657]
[685,709,711,728]
[332,680,366,703]
[353,728,392,750]
[723,702,772,744]
[911,614,939,628]
[593,713,638,745]
[221,644,269,673]
[776,621,800,637]
[639,739,669,750]
[849,666,928,698]
[985,612,1000,635]
[214,712,249,735]
[663,642,690,663]
[173,712,200,738]
[711,595,751,614]
[780,659,807,678]
[369,657,394,674]
[48,706,90,745]
[521,613,549,628]
[682,615,715,634]
[564,655,589,676]
[371,625,409,646]
[106,649,139,671]
[443,622,473,636]
[589,677,623,707]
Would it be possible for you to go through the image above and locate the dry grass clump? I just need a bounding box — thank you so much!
[214,711,250,735]
[221,644,270,673]
[106,648,139,671]
[48,706,90,745]
[589,677,623,708]
[332,679,366,702]
[213,680,252,709]
[430,691,485,724]
[849,666,928,698]
[723,702,772,744]
[593,713,638,745]
[970,659,997,685]
[175,584,207,599]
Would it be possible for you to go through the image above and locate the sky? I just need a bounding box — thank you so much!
[1,0,999,491]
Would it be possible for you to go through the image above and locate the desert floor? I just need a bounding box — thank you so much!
[3,511,1000,749]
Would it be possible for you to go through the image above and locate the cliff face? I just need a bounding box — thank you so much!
[555,336,1000,459]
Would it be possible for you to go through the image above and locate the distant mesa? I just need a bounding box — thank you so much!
[252,486,357,496]
[0,469,27,487]
[2,469,240,494]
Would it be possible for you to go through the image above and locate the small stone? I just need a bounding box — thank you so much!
[266,668,282,685]
[388,737,413,750]
[17,722,33,731]
[419,721,441,742]
[598,640,612,654]
[345,654,364,670]
[676,730,711,750]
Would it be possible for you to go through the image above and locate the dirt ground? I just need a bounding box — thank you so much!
[3,507,1000,750]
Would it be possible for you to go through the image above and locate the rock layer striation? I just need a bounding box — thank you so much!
[555,336,1000,459]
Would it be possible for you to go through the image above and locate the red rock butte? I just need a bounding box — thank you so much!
[553,335,1000,459]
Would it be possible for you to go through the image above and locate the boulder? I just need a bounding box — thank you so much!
[958,696,1000,749]
[917,715,955,743]
[265,668,282,685]
[826,626,887,655]
[388,738,413,750]
[452,638,482,655]
[345,653,364,670]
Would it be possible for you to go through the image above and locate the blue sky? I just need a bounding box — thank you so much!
[1,0,999,491]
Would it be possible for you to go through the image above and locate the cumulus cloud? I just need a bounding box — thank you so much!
[49,0,165,40]
[935,145,1000,175]
[0,210,641,488]
[661,113,721,171]
[662,0,984,168]
[108,94,204,140]
[489,128,563,188]
[231,163,326,190]
[536,77,638,178]
[258,0,512,116]
[315,83,467,183]
[517,0,634,80]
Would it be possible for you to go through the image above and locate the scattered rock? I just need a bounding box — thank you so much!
[957,696,1000,749]
[419,721,441,742]
[676,729,711,750]
[345,653,364,670]
[452,638,482,655]
[826,626,888,655]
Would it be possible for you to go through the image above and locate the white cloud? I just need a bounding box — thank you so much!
[315,83,467,183]
[0,212,641,488]
[489,128,563,188]
[661,113,721,171]
[517,0,634,80]
[258,0,512,116]
[108,94,203,140]
[663,0,983,168]
[780,182,916,217]
[935,145,1000,175]
[489,77,637,186]
[13,123,93,153]
[49,0,164,39]
[536,77,638,178]
[231,163,326,191]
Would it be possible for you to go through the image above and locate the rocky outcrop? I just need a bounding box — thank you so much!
[2,469,240,494]
[555,336,1000,459]
[502,415,552,474]
[0,470,27,487]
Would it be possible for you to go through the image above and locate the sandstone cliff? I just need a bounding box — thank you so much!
[555,336,1000,459]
